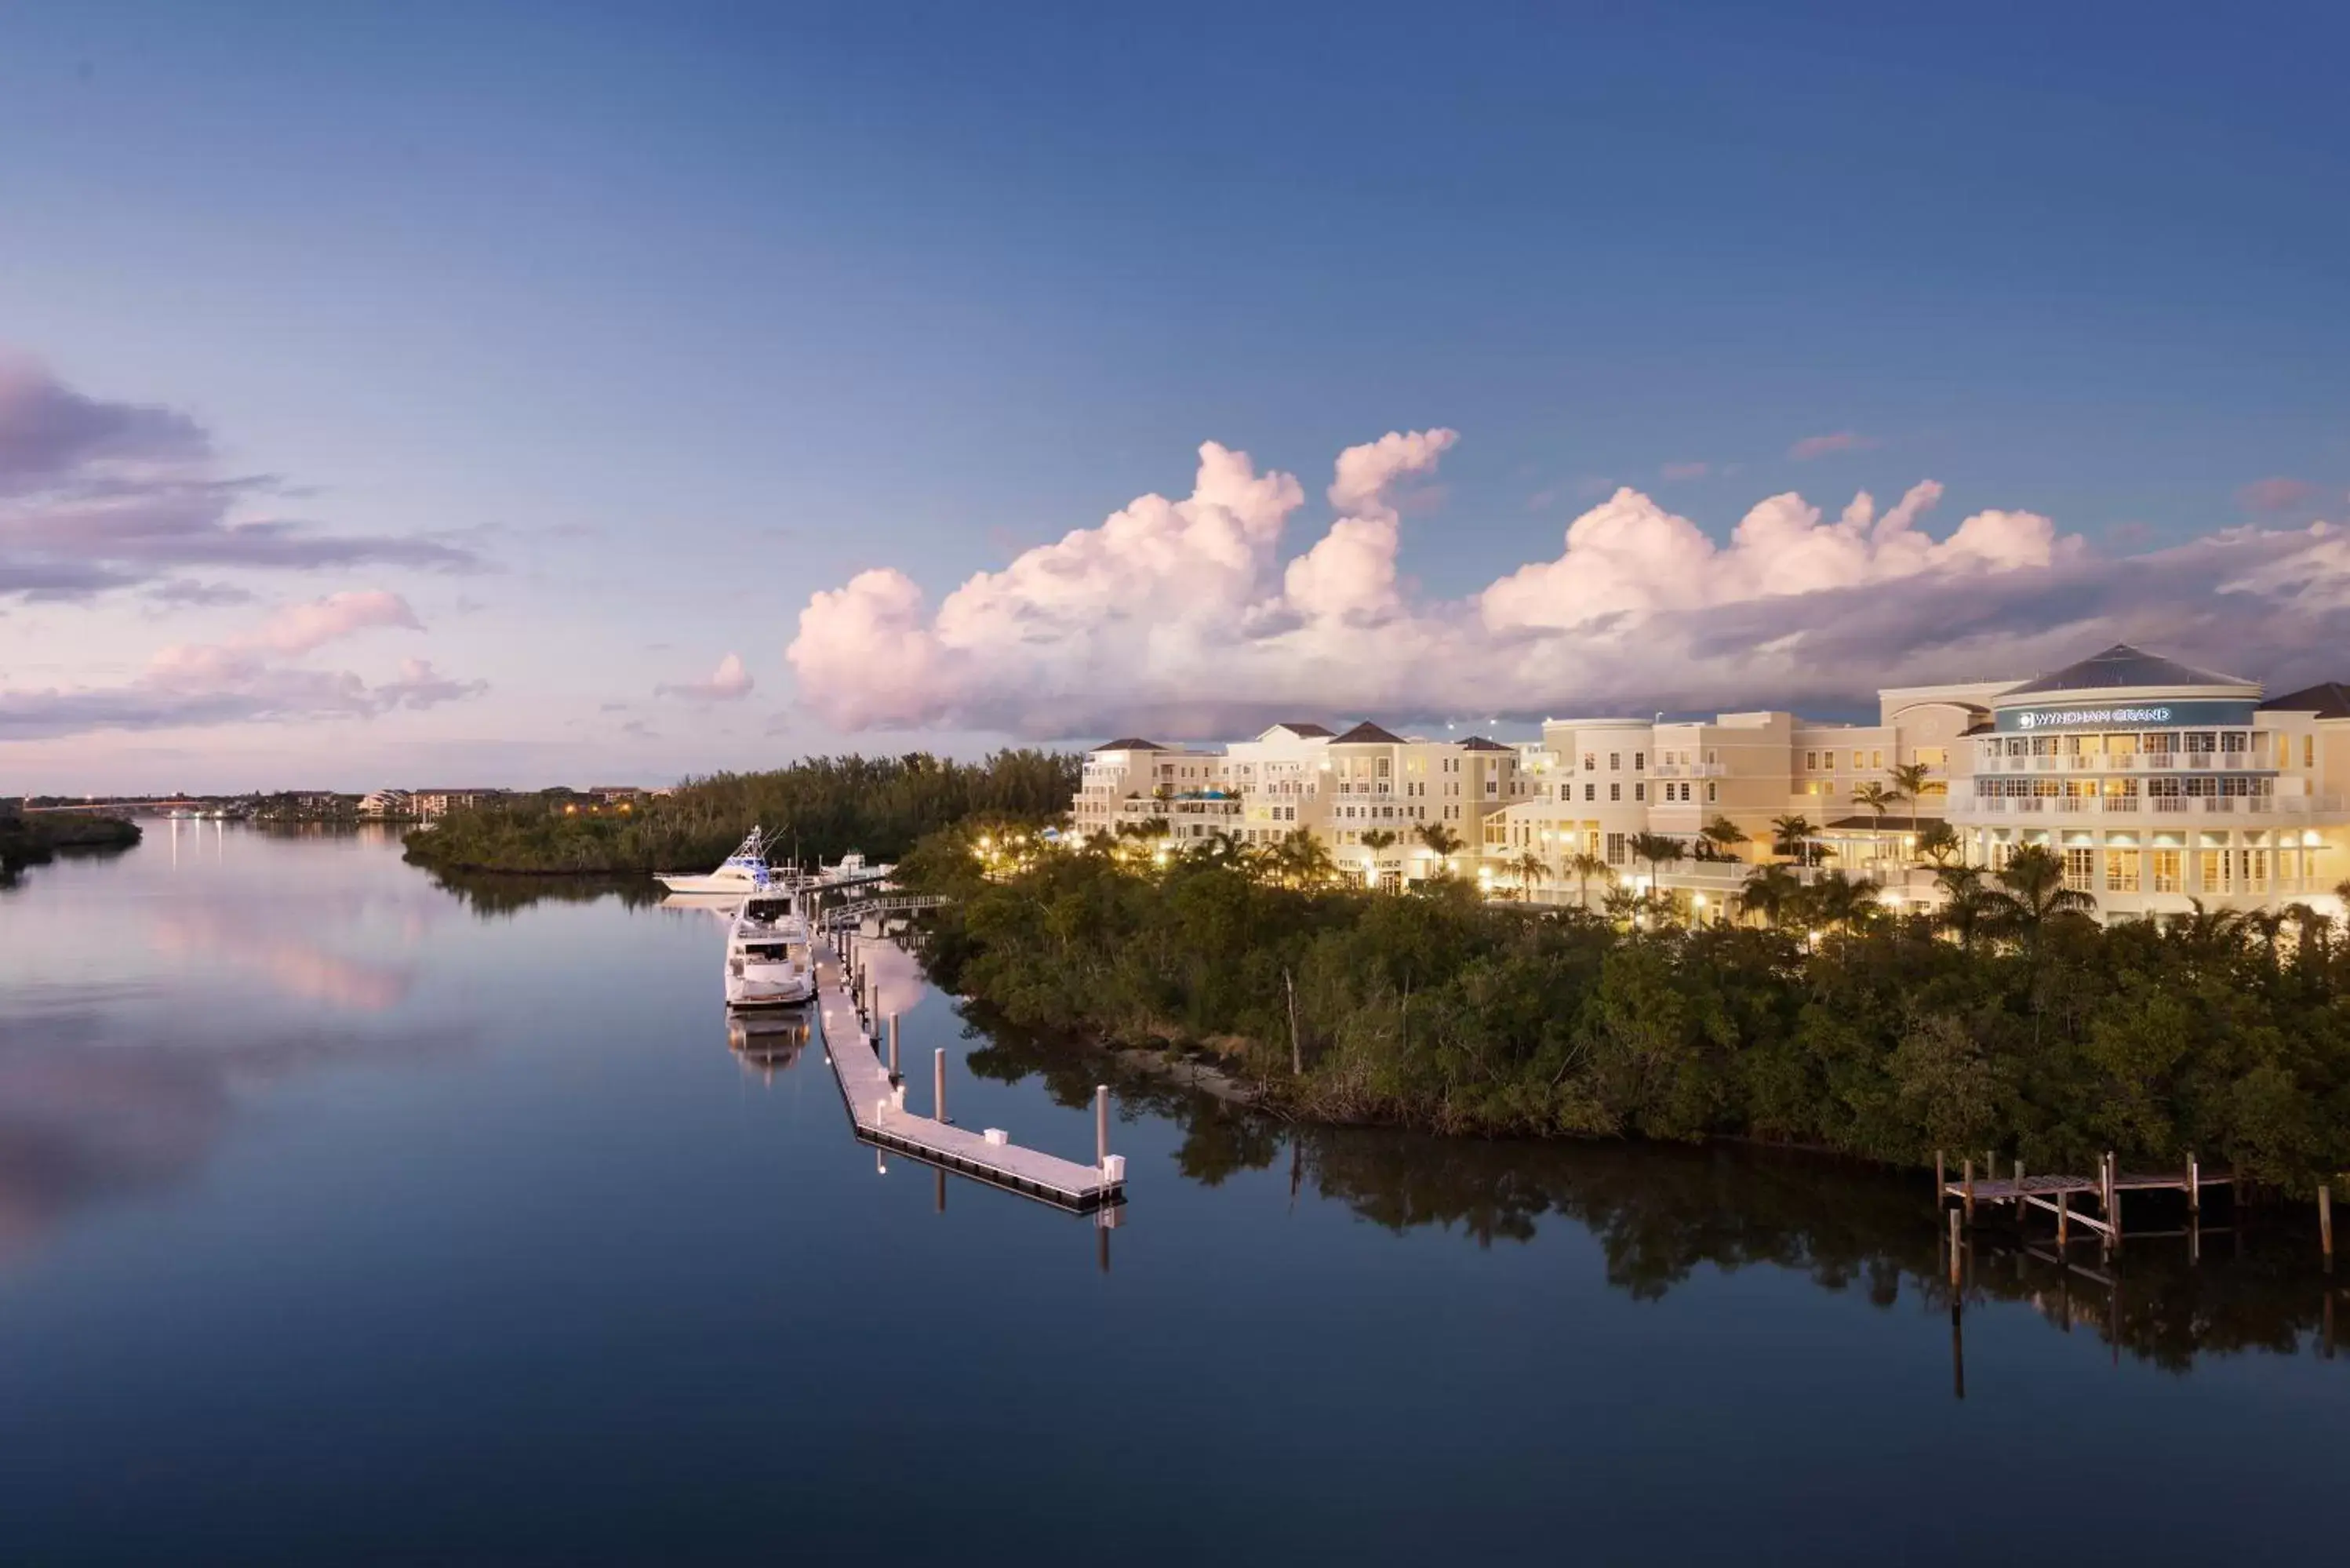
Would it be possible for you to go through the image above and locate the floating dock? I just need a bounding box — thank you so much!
[813,934,1125,1213]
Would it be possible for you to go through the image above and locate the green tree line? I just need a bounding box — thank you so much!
[904,827,2350,1192]
[402,751,1077,874]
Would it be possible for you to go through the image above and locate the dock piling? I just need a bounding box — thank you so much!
[1935,1149,1945,1211]
[2014,1159,2025,1225]
[2323,1184,2334,1266]
[2188,1151,2199,1213]
[1095,1084,1109,1169]
[1947,1209,1962,1286]
[888,1013,900,1079]
[934,1047,947,1126]
[1963,1159,1975,1224]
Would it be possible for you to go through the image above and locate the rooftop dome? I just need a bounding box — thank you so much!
[1999,643,2253,700]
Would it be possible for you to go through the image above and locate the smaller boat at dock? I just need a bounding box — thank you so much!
[658,827,789,896]
[724,893,816,1008]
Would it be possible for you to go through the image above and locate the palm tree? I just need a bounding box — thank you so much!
[1699,815,1746,861]
[1626,831,1685,916]
[1770,813,1819,864]
[1413,820,1464,862]
[1507,849,1548,900]
[2280,901,2334,964]
[1932,864,1995,948]
[1850,780,1903,873]
[1740,861,1801,927]
[1887,761,1934,804]
[1914,819,1961,867]
[1984,844,2095,947]
[1272,828,1337,890]
[1797,869,1882,936]
[1359,828,1399,890]
[2171,897,2246,959]
[1564,850,1612,910]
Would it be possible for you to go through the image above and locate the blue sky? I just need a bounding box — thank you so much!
[3,2,2347,789]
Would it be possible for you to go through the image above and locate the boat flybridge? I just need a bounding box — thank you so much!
[657,827,792,896]
[724,892,816,1009]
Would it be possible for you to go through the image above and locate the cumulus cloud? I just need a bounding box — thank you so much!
[0,589,483,740]
[2238,476,2317,514]
[1788,431,1877,461]
[0,355,478,602]
[784,429,2350,737]
[656,650,754,702]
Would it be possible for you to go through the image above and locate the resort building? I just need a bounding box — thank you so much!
[1952,647,2348,917]
[1071,643,2350,922]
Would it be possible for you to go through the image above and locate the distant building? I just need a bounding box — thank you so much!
[358,789,413,819]
[1070,642,2350,922]
[411,788,507,817]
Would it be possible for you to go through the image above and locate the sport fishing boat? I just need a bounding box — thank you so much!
[723,893,816,1009]
[657,827,788,896]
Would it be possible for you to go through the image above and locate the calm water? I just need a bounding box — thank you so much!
[2,826,2341,1566]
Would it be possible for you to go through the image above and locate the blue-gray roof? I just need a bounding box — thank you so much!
[2002,643,2251,698]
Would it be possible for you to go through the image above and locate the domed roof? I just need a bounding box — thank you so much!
[2000,643,2252,700]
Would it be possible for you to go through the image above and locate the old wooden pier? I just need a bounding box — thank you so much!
[1936,1149,2236,1247]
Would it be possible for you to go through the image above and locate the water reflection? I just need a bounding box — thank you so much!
[427,868,666,919]
[966,1017,2345,1374]
[0,1008,474,1265]
[727,1008,813,1077]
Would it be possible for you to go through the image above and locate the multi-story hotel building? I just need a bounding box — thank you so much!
[1071,644,2349,920]
[1952,646,2348,916]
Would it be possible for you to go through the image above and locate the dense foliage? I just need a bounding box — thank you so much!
[402,751,1077,874]
[907,828,2350,1191]
[0,813,141,884]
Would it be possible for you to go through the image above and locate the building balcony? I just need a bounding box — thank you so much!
[1963,794,2339,820]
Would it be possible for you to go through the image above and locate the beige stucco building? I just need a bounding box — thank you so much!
[1070,644,2350,922]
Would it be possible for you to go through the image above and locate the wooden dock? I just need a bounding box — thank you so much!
[1937,1149,2232,1244]
[813,935,1126,1213]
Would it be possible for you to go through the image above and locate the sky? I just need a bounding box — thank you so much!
[3,2,2348,792]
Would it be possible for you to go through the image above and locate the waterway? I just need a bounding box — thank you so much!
[1,824,2341,1564]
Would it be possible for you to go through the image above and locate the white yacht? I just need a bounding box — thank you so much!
[723,893,816,1009]
[657,827,788,896]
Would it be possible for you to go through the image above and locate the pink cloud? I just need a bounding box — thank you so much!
[782,428,2350,737]
[2238,476,2316,513]
[0,590,481,740]
[655,651,755,702]
[1659,461,1710,482]
[1788,431,1878,461]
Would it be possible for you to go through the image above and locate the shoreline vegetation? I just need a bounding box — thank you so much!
[0,813,142,886]
[901,822,2350,1195]
[398,751,1076,875]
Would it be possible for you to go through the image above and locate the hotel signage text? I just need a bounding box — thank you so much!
[1995,699,2257,733]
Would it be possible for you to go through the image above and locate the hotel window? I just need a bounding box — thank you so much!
[2064,847,2095,893]
[1851,750,1864,769]
[1634,751,1646,771]
[2150,849,2181,893]
[1584,784,1595,802]
[1606,833,1628,866]
[1872,749,1883,769]
[2184,731,2217,755]
[1915,747,1946,768]
[1610,753,1621,770]
[1583,753,1595,772]
[2303,735,2315,768]
[1804,751,1817,769]
[2222,732,2249,755]
[1707,750,1719,765]
[1706,783,1719,802]
[2107,850,2139,893]
[1635,784,1646,802]
[1610,784,1621,802]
